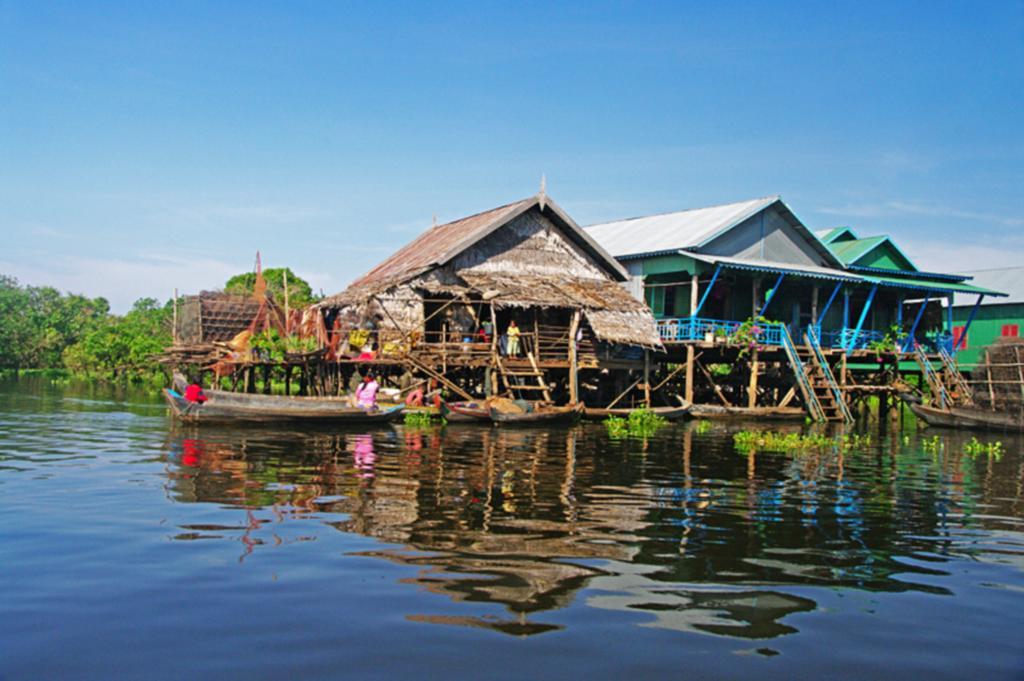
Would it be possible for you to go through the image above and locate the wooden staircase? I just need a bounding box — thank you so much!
[804,329,854,423]
[938,346,975,406]
[915,346,973,408]
[780,326,826,422]
[496,352,552,402]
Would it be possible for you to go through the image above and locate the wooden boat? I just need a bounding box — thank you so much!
[489,402,583,425]
[163,387,405,424]
[582,404,691,421]
[687,404,807,420]
[906,401,1024,432]
[440,400,491,422]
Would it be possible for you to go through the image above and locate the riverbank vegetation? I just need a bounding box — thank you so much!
[0,268,315,384]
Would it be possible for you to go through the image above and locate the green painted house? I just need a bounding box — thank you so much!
[951,266,1024,368]
[584,197,1004,353]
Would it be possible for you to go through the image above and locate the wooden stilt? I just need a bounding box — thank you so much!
[568,309,580,404]
[643,350,651,407]
[748,349,759,409]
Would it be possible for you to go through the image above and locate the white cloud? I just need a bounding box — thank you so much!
[0,253,242,313]
[816,200,1024,228]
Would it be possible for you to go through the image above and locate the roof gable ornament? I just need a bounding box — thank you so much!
[538,174,547,210]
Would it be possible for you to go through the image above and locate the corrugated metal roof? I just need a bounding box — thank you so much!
[681,251,861,281]
[956,266,1024,305]
[862,274,1005,297]
[585,196,780,258]
[828,236,888,264]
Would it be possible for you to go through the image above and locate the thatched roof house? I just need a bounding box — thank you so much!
[318,193,662,351]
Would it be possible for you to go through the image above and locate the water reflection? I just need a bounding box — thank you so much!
[158,421,1024,638]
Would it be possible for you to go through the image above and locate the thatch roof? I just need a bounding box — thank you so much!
[319,193,662,349]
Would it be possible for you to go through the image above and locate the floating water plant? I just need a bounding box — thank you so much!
[605,408,669,438]
[694,420,711,434]
[963,437,1003,459]
[733,430,872,454]
[404,411,442,427]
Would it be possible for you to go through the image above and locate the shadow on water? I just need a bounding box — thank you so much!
[156,414,1024,639]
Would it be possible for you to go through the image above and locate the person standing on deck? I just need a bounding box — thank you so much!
[354,373,379,411]
[506,320,521,357]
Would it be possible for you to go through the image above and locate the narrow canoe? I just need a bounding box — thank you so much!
[489,403,583,425]
[906,401,1024,432]
[163,388,405,424]
[440,401,491,422]
[582,405,691,421]
[688,404,807,420]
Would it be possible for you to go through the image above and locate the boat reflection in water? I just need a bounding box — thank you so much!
[160,421,1024,638]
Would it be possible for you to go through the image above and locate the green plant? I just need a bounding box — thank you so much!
[605,408,669,438]
[733,430,873,455]
[404,411,443,427]
[728,316,773,359]
[866,324,908,358]
[694,420,711,434]
[963,437,1003,459]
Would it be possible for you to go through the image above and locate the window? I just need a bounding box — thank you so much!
[953,325,968,349]
[1002,324,1020,338]
[664,286,677,317]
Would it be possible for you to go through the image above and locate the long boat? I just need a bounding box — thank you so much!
[163,388,405,424]
[688,404,806,420]
[439,401,491,422]
[906,401,1024,432]
[489,402,583,425]
[582,404,691,421]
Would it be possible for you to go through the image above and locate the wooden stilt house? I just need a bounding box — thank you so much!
[315,192,662,405]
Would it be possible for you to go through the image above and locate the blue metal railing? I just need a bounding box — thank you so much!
[655,317,785,346]
[780,325,825,422]
[657,317,957,356]
[807,326,854,422]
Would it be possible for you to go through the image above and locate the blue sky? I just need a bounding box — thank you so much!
[2,1,1022,311]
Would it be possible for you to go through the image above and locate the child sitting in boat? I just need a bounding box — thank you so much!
[184,379,208,404]
[354,373,379,411]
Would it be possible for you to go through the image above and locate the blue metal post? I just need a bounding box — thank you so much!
[897,294,904,327]
[757,272,785,318]
[819,282,842,324]
[955,294,984,351]
[845,284,878,353]
[946,294,954,333]
[692,264,721,318]
[842,290,850,329]
[904,292,930,352]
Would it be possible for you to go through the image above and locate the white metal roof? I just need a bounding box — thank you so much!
[585,196,779,258]
[956,266,1024,305]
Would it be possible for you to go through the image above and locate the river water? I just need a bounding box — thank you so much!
[1,376,1022,680]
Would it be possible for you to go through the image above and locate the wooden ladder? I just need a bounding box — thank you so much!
[805,329,854,423]
[496,352,551,402]
[937,346,974,406]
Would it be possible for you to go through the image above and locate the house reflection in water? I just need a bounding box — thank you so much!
[160,422,1015,638]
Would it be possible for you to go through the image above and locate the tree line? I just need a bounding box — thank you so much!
[0,268,314,380]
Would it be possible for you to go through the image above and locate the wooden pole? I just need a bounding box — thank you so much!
[811,286,819,326]
[568,309,580,404]
[172,288,178,344]
[643,350,651,407]
[686,272,698,403]
[283,270,290,334]
[986,350,996,410]
[748,348,759,409]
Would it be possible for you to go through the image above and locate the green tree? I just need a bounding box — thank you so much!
[0,275,33,368]
[63,298,171,379]
[224,267,317,307]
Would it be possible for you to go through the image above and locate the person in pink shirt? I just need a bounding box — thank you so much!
[354,373,379,411]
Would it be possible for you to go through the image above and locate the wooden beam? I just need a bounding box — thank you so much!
[607,377,643,410]
[696,359,732,407]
